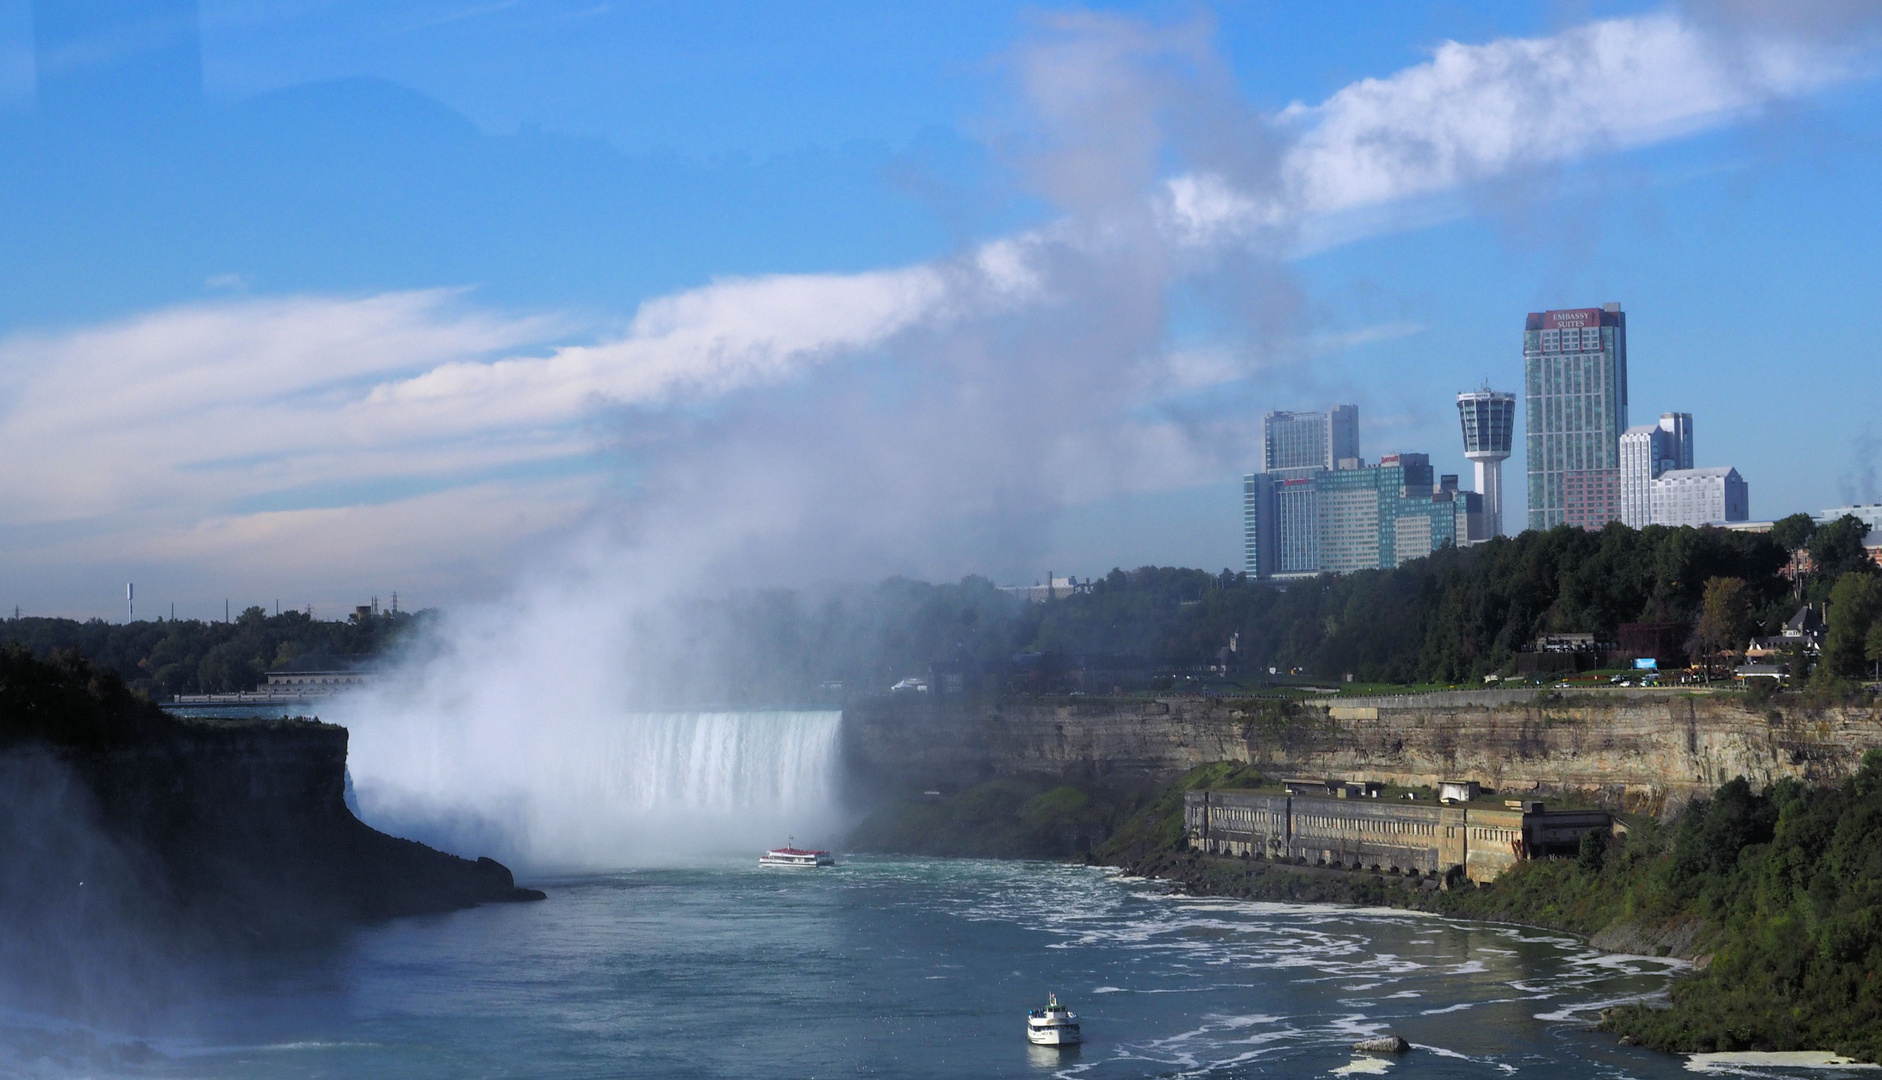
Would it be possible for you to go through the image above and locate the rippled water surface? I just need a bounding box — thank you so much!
[3,857,1821,1078]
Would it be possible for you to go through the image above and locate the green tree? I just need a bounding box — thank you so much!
[1809,514,1874,582]
[1825,573,1882,679]
[1693,576,1754,674]
[1772,513,1818,598]
[1576,827,1608,875]
[1771,513,1818,556]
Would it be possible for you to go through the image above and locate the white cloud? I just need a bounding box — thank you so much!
[358,259,992,432]
[1163,12,1868,245]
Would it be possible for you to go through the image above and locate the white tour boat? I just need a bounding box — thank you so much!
[759,840,835,868]
[1026,993,1081,1046]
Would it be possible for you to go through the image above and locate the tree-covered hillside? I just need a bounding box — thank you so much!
[14,516,1875,704]
[662,518,1872,698]
[0,607,429,699]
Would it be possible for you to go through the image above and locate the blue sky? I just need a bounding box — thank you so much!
[2,1,1880,618]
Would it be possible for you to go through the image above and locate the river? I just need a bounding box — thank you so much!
[3,855,1766,1079]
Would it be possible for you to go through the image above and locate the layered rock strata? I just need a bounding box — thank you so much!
[843,690,1882,813]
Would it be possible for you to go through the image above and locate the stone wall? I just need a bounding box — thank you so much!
[841,690,1882,814]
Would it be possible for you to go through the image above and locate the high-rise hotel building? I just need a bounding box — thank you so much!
[1262,406,1359,478]
[1525,304,1628,531]
[1244,406,1358,579]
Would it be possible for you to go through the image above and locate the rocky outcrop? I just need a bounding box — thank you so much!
[57,717,542,934]
[1588,918,1708,961]
[843,690,1882,814]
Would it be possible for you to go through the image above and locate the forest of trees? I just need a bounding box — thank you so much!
[657,516,1878,700]
[11,515,1877,705]
[0,606,430,700]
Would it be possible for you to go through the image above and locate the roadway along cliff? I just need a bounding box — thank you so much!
[841,689,1882,812]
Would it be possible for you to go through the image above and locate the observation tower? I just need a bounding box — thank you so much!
[1456,387,1516,537]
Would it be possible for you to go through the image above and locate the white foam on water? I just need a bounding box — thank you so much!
[1412,1043,1476,1060]
[1532,988,1672,1022]
[1330,1055,1395,1075]
[1212,1013,1284,1029]
[1685,1051,1881,1074]
[903,863,1695,1078]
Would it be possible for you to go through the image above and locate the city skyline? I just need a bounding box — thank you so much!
[5,3,1882,618]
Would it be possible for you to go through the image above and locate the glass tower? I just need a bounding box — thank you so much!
[1525,305,1628,531]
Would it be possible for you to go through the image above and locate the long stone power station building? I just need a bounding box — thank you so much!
[1183,785,1612,882]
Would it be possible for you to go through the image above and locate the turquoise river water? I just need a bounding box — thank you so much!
[4,856,1867,1079]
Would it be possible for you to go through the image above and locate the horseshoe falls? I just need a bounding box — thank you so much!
[342,708,846,871]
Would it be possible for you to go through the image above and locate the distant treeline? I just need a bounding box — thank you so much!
[13,514,1877,705]
[0,607,430,699]
[652,515,1876,701]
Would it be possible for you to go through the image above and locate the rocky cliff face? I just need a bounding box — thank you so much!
[843,691,1882,813]
[62,718,541,933]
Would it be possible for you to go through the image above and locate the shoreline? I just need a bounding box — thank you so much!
[1093,845,1711,960]
[1106,855,1692,964]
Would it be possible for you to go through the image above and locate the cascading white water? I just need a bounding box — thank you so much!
[323,540,858,872]
[340,703,846,871]
[590,711,842,817]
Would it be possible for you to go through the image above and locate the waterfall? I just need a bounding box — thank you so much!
[341,707,846,871]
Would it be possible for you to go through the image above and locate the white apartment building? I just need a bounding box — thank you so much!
[1619,412,1694,527]
[1650,467,1748,527]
